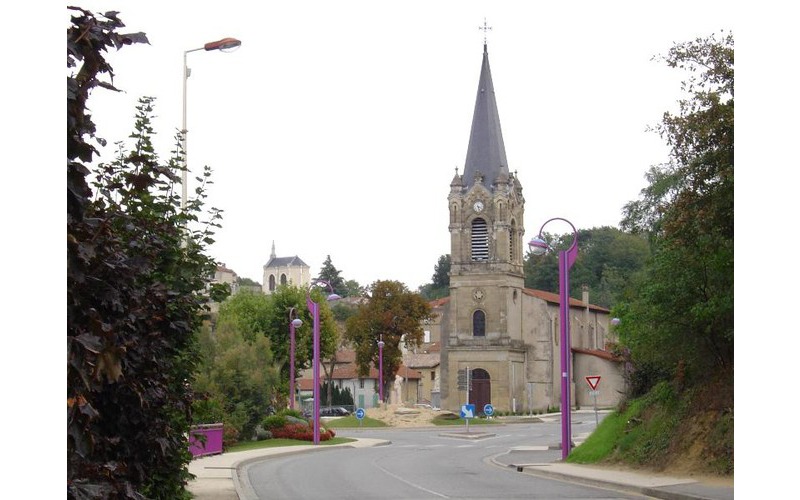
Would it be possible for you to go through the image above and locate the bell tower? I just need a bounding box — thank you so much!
[442,40,527,414]
[447,41,526,341]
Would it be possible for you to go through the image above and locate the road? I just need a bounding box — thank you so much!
[242,413,644,499]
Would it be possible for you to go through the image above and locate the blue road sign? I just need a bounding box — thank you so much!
[483,403,494,416]
[460,404,476,419]
[355,408,365,420]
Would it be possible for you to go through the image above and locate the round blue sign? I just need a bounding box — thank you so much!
[355,408,365,420]
[483,404,494,416]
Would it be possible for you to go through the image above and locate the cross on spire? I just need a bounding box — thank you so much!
[478,18,492,45]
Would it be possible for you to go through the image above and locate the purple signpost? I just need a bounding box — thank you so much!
[529,217,578,460]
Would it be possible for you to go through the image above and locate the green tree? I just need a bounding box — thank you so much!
[344,281,433,401]
[192,320,281,441]
[418,254,451,300]
[68,8,219,498]
[216,285,339,408]
[317,255,346,296]
[341,279,365,297]
[237,276,261,287]
[617,31,734,388]
[524,227,649,308]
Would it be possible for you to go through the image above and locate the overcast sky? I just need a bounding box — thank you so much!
[70,0,743,291]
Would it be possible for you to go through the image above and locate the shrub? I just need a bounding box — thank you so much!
[262,415,287,431]
[223,425,240,450]
[254,427,272,441]
[279,408,305,419]
[285,415,309,426]
[270,423,336,441]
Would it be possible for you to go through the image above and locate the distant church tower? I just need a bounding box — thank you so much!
[441,41,528,413]
[262,241,311,294]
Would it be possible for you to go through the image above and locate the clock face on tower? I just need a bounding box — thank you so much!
[473,200,484,213]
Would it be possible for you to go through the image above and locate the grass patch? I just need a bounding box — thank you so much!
[226,436,355,453]
[431,415,497,426]
[325,415,388,428]
[568,381,686,466]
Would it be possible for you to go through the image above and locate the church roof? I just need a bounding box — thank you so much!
[462,43,509,191]
[264,255,309,269]
[522,288,611,313]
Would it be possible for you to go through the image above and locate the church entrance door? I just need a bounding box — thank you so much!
[470,368,491,415]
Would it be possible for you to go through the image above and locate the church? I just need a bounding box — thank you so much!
[433,41,625,415]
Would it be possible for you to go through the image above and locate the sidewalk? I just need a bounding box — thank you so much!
[490,447,733,500]
[187,438,390,499]
[187,437,733,500]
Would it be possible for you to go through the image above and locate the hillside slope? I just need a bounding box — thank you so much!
[570,371,733,478]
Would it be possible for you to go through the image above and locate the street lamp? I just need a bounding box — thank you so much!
[529,217,578,460]
[305,279,340,444]
[181,37,242,211]
[377,335,385,405]
[288,307,303,411]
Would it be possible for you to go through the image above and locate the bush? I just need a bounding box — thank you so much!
[270,423,336,442]
[254,427,272,441]
[262,415,287,431]
[285,415,309,426]
[223,425,240,450]
[279,408,305,419]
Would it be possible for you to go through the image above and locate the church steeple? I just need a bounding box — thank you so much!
[462,43,509,191]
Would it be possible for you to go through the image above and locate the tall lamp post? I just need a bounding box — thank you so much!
[305,279,340,444]
[377,335,385,405]
[181,37,241,211]
[288,307,303,411]
[529,217,578,460]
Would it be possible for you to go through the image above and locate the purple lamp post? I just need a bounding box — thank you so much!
[529,217,578,460]
[377,335,385,405]
[305,279,340,444]
[288,307,303,411]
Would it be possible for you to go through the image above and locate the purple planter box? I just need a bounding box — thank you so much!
[189,423,224,458]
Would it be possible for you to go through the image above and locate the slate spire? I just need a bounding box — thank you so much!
[463,43,509,191]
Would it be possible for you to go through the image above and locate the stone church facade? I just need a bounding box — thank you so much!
[438,42,624,415]
[262,242,311,294]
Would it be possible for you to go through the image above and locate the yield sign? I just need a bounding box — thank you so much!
[585,375,601,391]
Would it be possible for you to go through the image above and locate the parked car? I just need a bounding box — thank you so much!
[304,406,350,417]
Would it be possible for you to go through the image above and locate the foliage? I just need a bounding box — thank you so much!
[270,423,337,441]
[237,276,261,287]
[320,382,354,406]
[341,279,366,297]
[262,415,288,431]
[418,254,451,300]
[317,255,347,296]
[192,318,281,442]
[67,8,226,499]
[570,379,732,475]
[263,285,339,403]
[208,285,338,414]
[617,32,733,387]
[523,227,649,308]
[344,281,433,400]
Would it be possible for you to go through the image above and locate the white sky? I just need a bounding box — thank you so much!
[70,0,742,291]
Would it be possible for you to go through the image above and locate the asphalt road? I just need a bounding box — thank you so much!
[242,416,644,499]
